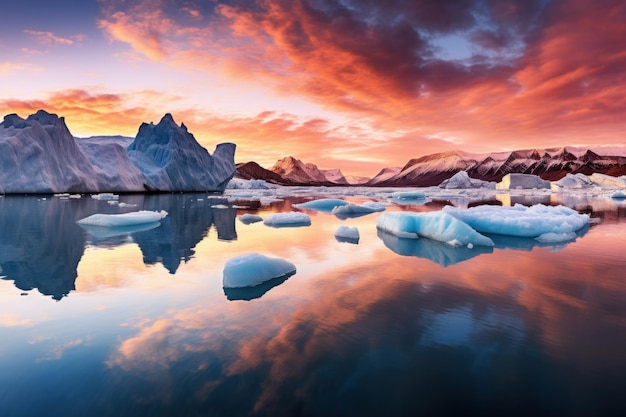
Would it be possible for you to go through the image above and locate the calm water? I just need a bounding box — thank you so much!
[0,191,625,417]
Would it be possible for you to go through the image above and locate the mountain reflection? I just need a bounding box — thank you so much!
[0,194,237,298]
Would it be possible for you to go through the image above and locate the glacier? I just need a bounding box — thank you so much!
[0,110,236,194]
[222,253,296,288]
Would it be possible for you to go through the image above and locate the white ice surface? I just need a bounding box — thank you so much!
[292,198,348,212]
[496,173,550,190]
[223,253,296,288]
[239,214,263,224]
[334,226,360,241]
[439,171,496,189]
[443,204,589,238]
[376,211,494,247]
[77,210,168,227]
[263,211,311,227]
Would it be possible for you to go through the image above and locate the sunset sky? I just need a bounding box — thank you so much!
[1,0,624,176]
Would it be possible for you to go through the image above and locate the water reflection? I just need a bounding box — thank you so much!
[377,229,493,266]
[223,272,295,301]
[0,194,237,297]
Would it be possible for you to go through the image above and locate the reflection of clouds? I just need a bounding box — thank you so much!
[0,313,35,328]
[38,338,86,362]
[103,218,626,413]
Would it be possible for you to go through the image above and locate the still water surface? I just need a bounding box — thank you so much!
[0,191,624,416]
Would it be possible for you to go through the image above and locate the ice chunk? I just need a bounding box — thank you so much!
[223,253,296,288]
[391,191,426,200]
[293,198,348,212]
[376,212,494,247]
[331,201,386,219]
[240,214,263,224]
[589,173,626,189]
[77,210,168,227]
[496,173,550,190]
[439,171,496,189]
[91,193,119,201]
[263,211,311,227]
[443,204,589,237]
[611,190,626,199]
[334,226,360,244]
[551,173,595,191]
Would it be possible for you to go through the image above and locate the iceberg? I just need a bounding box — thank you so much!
[222,253,296,288]
[443,204,589,238]
[611,190,626,199]
[496,173,550,190]
[376,211,494,247]
[292,198,348,212]
[334,226,360,244]
[331,202,386,219]
[77,210,168,227]
[390,191,426,200]
[263,212,311,227]
[550,173,596,191]
[439,171,496,189]
[239,214,263,224]
[0,110,236,194]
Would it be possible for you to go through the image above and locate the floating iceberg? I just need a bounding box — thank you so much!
[550,173,596,191]
[390,191,426,200]
[239,214,263,224]
[77,210,168,227]
[331,202,386,219]
[376,211,494,247]
[611,190,626,199]
[91,193,119,201]
[439,171,496,189]
[443,204,589,238]
[496,173,550,190]
[263,212,311,227]
[334,226,360,244]
[222,253,296,289]
[292,198,348,212]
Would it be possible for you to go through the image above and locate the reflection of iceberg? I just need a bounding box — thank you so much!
[487,225,589,251]
[78,221,162,240]
[377,230,493,267]
[131,195,237,273]
[0,196,85,300]
[223,275,292,301]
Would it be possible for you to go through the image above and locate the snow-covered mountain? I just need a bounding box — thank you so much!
[0,110,236,194]
[268,156,355,185]
[367,147,626,186]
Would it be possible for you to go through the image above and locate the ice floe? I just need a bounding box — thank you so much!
[222,253,296,289]
[331,201,386,219]
[263,211,311,227]
[376,211,494,247]
[293,198,348,212]
[334,226,360,244]
[239,214,263,224]
[77,210,168,227]
[443,204,589,241]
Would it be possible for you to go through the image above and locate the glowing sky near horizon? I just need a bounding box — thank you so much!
[1,0,625,176]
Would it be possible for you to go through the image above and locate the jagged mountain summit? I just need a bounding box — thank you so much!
[0,110,236,194]
[367,147,626,187]
[235,156,361,186]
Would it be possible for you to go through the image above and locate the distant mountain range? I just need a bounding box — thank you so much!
[236,147,626,187]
